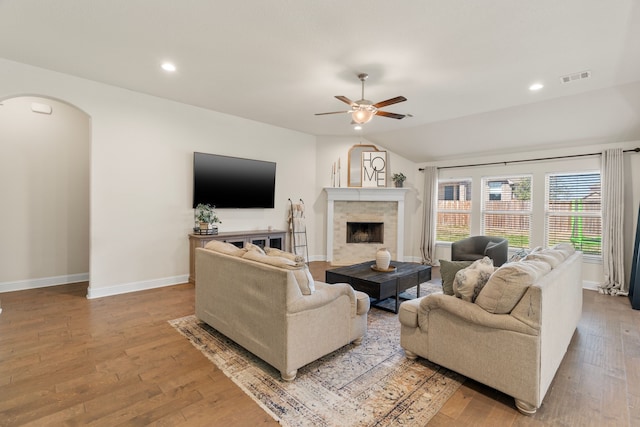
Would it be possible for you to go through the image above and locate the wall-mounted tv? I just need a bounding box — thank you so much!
[193,152,276,209]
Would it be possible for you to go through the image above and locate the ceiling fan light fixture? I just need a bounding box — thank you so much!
[352,107,374,124]
[315,73,407,124]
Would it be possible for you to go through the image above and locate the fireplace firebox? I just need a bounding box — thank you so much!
[346,222,384,244]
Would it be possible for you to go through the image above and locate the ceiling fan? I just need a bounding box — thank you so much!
[315,73,408,125]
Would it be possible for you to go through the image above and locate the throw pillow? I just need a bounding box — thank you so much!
[475,259,551,314]
[508,248,530,263]
[245,242,266,255]
[453,257,494,302]
[439,260,473,296]
[204,240,246,257]
[292,266,315,295]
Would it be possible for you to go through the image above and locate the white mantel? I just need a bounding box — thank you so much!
[325,187,409,263]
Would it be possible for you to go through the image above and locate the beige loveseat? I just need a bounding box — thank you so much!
[195,242,369,381]
[399,244,582,414]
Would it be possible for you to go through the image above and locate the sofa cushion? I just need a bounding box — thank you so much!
[204,240,246,257]
[475,259,551,314]
[439,260,473,296]
[523,249,564,268]
[523,252,559,268]
[541,248,568,261]
[241,250,314,295]
[245,241,266,254]
[553,242,576,258]
[453,257,494,302]
[265,247,305,265]
[242,249,297,268]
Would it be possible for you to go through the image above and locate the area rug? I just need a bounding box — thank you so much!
[374,281,443,312]
[169,283,465,427]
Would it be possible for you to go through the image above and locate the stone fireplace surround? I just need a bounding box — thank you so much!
[325,188,409,265]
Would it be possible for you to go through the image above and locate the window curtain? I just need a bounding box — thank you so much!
[599,148,626,295]
[420,166,438,265]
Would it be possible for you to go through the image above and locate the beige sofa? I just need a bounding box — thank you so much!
[195,243,369,381]
[399,245,582,414]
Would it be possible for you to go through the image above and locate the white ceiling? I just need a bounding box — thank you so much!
[1,0,639,161]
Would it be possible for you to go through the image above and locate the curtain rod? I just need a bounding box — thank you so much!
[418,147,640,171]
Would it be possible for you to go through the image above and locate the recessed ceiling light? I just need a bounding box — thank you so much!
[161,62,176,72]
[529,83,544,91]
[354,125,362,130]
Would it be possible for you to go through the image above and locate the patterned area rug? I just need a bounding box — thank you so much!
[169,282,465,427]
[374,281,444,312]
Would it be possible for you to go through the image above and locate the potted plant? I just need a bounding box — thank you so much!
[195,203,221,234]
[392,172,406,188]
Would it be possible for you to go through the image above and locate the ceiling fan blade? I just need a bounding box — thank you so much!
[373,96,407,109]
[315,111,350,116]
[335,95,356,106]
[375,110,406,120]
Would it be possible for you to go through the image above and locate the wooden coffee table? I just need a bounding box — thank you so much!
[325,261,432,313]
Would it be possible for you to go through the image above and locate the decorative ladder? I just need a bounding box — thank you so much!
[288,198,309,264]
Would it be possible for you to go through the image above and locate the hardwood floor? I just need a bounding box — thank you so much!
[1,263,638,426]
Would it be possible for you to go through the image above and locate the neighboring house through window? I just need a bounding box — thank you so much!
[436,179,472,242]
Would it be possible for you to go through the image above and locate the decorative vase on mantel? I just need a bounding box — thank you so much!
[376,248,391,270]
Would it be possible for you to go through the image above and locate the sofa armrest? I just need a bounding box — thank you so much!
[287,282,356,315]
[416,294,539,336]
[398,298,421,328]
[355,290,370,316]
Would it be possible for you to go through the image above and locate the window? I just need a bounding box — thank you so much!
[436,179,471,242]
[546,172,601,256]
[482,176,532,248]
[488,182,502,200]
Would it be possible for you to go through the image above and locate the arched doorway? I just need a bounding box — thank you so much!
[0,96,90,292]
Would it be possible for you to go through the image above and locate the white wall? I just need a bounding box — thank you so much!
[417,141,640,286]
[0,96,90,290]
[0,58,317,298]
[3,57,636,295]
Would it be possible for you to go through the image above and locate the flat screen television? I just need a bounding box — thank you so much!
[193,152,276,209]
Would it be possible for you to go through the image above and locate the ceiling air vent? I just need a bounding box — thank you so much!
[560,70,591,84]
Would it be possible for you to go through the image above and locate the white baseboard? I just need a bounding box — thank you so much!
[583,280,600,291]
[86,274,189,299]
[0,273,89,293]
